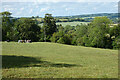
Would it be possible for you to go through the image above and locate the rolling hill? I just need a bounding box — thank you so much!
[2,42,118,78]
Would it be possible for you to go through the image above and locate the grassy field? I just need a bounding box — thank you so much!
[38,22,89,27]
[2,42,118,78]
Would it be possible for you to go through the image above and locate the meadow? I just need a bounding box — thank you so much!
[2,42,118,78]
[38,22,89,27]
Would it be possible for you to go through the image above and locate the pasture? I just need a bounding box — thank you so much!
[2,42,118,78]
[38,22,89,27]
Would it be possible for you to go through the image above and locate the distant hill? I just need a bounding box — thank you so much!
[11,13,118,23]
[55,13,118,23]
[55,13,118,18]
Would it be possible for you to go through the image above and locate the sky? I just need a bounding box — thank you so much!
[1,0,119,2]
[1,1,119,17]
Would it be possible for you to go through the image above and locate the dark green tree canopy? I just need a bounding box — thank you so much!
[0,11,12,17]
[14,18,41,41]
[1,11,14,41]
[42,13,57,41]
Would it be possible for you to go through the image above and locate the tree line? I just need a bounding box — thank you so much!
[1,11,120,49]
[32,17,87,24]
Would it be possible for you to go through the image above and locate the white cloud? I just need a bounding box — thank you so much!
[65,8,73,11]
[62,5,67,8]
[36,5,39,8]
[52,11,54,12]
[2,5,17,12]
[114,4,118,8]
[29,9,33,13]
[13,9,23,16]
[3,7,14,11]
[93,7,97,10]
[40,7,49,12]
[20,7,24,10]
[2,0,119,2]
[2,5,11,8]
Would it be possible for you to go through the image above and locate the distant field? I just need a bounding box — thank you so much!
[56,22,89,26]
[2,42,118,78]
[38,22,89,27]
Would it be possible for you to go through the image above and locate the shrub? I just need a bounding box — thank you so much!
[112,36,120,49]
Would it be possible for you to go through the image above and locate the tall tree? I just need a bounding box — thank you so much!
[42,13,56,41]
[1,11,14,41]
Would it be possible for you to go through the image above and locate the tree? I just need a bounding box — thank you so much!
[109,24,120,38]
[112,36,120,49]
[14,18,41,41]
[75,24,88,46]
[109,24,120,49]
[64,25,74,33]
[42,13,57,41]
[36,16,39,18]
[86,17,112,48]
[1,11,14,41]
[57,34,71,44]
[32,16,34,18]
[1,11,12,17]
[51,24,64,43]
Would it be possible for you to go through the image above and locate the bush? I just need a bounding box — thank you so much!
[50,32,59,42]
[56,34,71,45]
[76,38,84,46]
[71,37,77,45]
[57,37,65,44]
[112,36,120,49]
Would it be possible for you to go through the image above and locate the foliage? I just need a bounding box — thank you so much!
[51,25,71,44]
[1,11,120,49]
[42,13,57,41]
[1,11,15,41]
[86,17,112,48]
[112,36,120,49]
[14,18,41,41]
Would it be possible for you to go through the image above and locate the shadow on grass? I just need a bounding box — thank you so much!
[2,55,80,68]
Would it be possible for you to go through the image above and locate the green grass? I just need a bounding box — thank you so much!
[38,22,89,27]
[2,42,118,78]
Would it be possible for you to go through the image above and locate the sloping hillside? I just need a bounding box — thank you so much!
[2,42,118,78]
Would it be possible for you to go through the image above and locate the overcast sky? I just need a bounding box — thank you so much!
[1,1,119,17]
[1,0,119,2]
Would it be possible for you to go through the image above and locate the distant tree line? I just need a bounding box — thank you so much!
[55,18,86,22]
[31,17,87,24]
[1,11,120,49]
[54,13,118,23]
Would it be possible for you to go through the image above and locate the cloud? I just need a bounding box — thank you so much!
[65,8,73,11]
[14,10,22,16]
[2,5,11,8]
[40,7,49,12]
[114,4,118,8]
[29,9,33,13]
[36,5,39,8]
[93,7,97,10]
[1,2,118,17]
[2,0,119,2]
[52,10,55,12]
[3,7,14,11]
[20,7,24,10]
[62,5,67,8]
